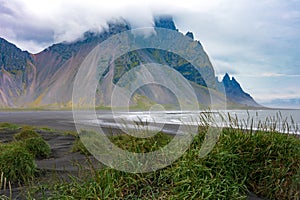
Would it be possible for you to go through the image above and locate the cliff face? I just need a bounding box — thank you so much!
[0,17,261,108]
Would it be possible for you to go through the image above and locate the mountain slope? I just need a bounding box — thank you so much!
[0,38,37,107]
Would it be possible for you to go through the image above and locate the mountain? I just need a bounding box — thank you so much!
[218,73,261,107]
[0,16,261,109]
[154,16,177,31]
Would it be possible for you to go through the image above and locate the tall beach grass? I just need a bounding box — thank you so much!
[46,111,300,199]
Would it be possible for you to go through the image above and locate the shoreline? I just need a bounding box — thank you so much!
[0,110,299,135]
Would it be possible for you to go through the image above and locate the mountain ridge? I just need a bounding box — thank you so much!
[0,16,262,109]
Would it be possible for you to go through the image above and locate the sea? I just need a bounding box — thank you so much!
[0,109,299,135]
[86,109,300,135]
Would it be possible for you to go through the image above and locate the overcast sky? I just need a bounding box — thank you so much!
[0,0,300,107]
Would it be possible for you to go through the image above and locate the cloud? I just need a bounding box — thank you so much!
[234,72,300,78]
[1,0,198,52]
[0,0,299,103]
[1,0,299,55]
[210,59,238,77]
[260,73,300,77]
[235,75,300,103]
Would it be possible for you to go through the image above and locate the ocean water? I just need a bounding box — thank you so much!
[85,109,300,135]
[0,109,298,134]
[220,109,300,134]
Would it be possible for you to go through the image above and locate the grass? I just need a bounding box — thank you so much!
[0,126,51,184]
[72,130,173,155]
[0,112,299,199]
[45,128,300,199]
[61,114,300,200]
[72,136,91,156]
[204,128,300,199]
[0,172,12,200]
[0,143,36,183]
[13,128,41,141]
[21,137,51,159]
[0,122,20,131]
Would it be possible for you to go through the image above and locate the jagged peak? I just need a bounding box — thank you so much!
[185,31,194,40]
[222,73,231,82]
[231,77,239,84]
[154,15,177,30]
[75,21,130,42]
[222,73,241,88]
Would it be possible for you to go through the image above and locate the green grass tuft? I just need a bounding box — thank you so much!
[72,131,172,155]
[110,132,172,153]
[21,137,51,159]
[0,124,51,185]
[203,128,300,199]
[0,122,20,130]
[0,144,36,183]
[14,129,41,141]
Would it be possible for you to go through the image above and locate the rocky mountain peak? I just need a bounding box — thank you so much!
[154,16,177,30]
[106,21,131,35]
[185,31,194,40]
[222,72,230,82]
[231,77,240,87]
[220,73,260,107]
[222,73,243,91]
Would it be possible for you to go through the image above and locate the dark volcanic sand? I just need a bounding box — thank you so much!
[0,111,77,131]
[0,110,182,134]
